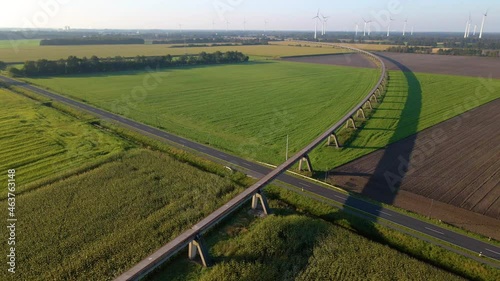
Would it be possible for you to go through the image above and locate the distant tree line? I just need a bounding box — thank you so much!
[169,41,268,48]
[152,38,230,44]
[9,51,249,77]
[437,48,499,57]
[0,61,6,70]
[40,37,145,46]
[386,46,433,54]
[169,43,238,48]
[152,38,269,45]
[442,39,500,50]
[241,40,269,45]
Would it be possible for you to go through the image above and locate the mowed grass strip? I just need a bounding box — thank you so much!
[0,42,349,62]
[310,70,500,171]
[24,60,380,164]
[0,149,246,281]
[0,88,126,196]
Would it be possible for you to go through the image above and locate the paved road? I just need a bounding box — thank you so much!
[2,75,499,267]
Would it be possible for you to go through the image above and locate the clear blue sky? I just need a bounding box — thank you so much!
[1,0,498,32]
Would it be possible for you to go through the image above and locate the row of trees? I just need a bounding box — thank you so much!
[9,51,249,77]
[153,38,230,44]
[168,41,269,49]
[442,39,500,50]
[386,46,433,54]
[40,37,145,46]
[436,48,500,57]
[152,38,269,45]
[169,43,237,48]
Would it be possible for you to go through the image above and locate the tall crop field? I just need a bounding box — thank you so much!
[0,149,246,281]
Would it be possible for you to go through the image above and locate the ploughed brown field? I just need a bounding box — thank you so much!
[375,52,500,79]
[332,99,500,239]
[283,52,500,79]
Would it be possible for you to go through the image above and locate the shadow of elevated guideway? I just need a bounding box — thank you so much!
[337,53,423,205]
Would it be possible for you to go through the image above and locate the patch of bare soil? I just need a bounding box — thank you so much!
[375,52,500,79]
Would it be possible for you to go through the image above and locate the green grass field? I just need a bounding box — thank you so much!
[0,87,126,197]
[0,42,348,62]
[23,61,380,165]
[309,70,500,171]
[0,149,246,281]
[0,39,40,49]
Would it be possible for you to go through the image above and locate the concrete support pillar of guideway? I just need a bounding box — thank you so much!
[251,190,271,215]
[357,108,366,119]
[327,133,341,148]
[298,155,313,172]
[188,235,212,267]
[365,100,373,110]
[345,117,357,129]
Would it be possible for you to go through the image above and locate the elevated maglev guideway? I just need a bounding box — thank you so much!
[115,43,388,281]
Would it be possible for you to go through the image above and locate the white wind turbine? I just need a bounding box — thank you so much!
[403,18,408,36]
[243,18,247,31]
[355,22,359,36]
[367,19,373,35]
[313,10,321,39]
[264,19,269,35]
[473,24,477,36]
[387,17,395,37]
[467,13,472,38]
[225,19,230,32]
[362,18,369,36]
[464,13,470,38]
[479,9,488,39]
[321,14,330,35]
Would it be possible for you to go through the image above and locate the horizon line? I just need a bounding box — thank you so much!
[1,27,500,34]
